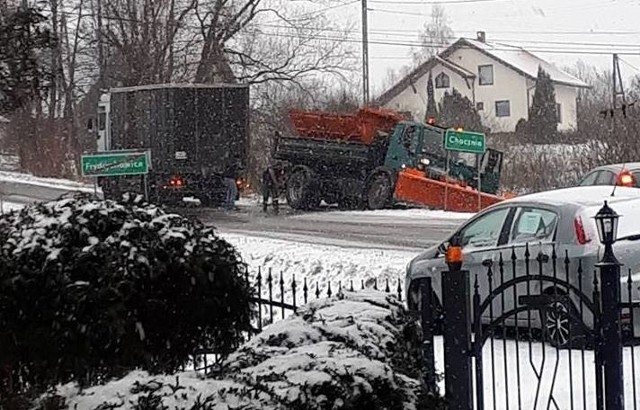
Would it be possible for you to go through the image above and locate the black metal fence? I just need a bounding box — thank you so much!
[190,268,404,372]
[418,243,639,410]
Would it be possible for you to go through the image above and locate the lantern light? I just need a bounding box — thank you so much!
[594,200,620,246]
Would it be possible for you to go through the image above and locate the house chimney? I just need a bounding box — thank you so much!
[477,31,486,43]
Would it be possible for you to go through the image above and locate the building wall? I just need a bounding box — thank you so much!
[444,47,529,133]
[384,65,472,122]
[525,81,578,131]
[383,47,580,133]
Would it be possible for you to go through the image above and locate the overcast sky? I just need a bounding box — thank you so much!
[324,0,640,95]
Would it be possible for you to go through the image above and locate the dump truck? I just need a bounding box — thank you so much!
[93,83,249,205]
[273,108,505,213]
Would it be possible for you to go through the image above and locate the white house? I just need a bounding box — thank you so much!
[375,33,590,132]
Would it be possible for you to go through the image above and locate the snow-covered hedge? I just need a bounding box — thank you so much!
[35,291,445,410]
[0,194,252,393]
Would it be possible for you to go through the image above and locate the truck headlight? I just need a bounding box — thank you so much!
[417,158,430,171]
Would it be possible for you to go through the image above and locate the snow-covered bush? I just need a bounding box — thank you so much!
[0,194,252,393]
[34,291,445,409]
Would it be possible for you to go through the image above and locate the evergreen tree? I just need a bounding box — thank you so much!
[425,71,438,122]
[525,67,558,143]
[438,88,487,133]
[0,5,53,115]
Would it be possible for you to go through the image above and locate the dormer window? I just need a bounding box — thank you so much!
[435,72,450,89]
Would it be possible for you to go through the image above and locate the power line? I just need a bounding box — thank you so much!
[256,22,640,49]
[32,6,640,57]
[370,0,512,4]
[619,57,640,75]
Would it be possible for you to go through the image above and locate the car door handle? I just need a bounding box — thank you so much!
[482,259,493,267]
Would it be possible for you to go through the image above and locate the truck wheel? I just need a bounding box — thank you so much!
[366,173,392,210]
[286,168,319,210]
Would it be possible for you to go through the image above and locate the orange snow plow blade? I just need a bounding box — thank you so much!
[394,168,506,213]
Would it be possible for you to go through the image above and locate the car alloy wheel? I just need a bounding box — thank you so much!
[544,300,572,348]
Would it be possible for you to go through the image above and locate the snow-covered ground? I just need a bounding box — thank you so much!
[291,207,471,225]
[220,232,415,306]
[419,336,640,409]
[0,200,22,213]
[0,170,96,193]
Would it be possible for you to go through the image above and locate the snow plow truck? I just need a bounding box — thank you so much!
[273,108,506,213]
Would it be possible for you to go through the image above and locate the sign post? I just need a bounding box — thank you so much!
[81,150,151,201]
[443,130,487,212]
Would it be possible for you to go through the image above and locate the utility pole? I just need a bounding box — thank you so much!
[611,54,627,144]
[361,0,370,106]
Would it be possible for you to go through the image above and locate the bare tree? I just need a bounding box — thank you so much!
[94,0,197,86]
[411,5,454,66]
[191,0,355,85]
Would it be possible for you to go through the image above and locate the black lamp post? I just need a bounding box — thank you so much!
[594,200,621,265]
[594,200,624,410]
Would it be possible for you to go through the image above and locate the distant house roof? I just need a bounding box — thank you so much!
[374,56,475,106]
[375,37,590,106]
[442,38,590,89]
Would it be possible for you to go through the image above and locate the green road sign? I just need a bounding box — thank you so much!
[444,130,486,154]
[81,151,149,177]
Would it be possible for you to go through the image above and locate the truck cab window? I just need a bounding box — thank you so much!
[401,126,418,155]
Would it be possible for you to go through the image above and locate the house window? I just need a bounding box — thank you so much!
[556,103,562,123]
[476,102,484,111]
[478,65,494,85]
[435,72,450,89]
[495,100,510,117]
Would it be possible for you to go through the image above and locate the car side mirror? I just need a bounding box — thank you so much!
[437,241,449,256]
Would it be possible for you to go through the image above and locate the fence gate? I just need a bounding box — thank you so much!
[420,244,631,410]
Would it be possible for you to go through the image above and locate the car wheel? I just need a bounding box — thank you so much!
[543,299,582,349]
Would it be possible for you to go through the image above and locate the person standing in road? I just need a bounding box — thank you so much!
[262,163,285,213]
[222,165,238,211]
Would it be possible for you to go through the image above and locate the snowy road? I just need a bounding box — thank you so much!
[180,202,468,251]
[0,170,469,250]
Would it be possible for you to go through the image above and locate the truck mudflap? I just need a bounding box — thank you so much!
[393,168,505,213]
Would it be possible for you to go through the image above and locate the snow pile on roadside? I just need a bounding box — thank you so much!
[0,200,22,213]
[38,291,436,410]
[0,170,97,193]
[0,154,18,172]
[222,232,415,299]
[296,208,472,222]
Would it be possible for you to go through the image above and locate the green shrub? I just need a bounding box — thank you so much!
[0,194,252,394]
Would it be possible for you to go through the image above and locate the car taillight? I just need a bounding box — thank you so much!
[574,216,591,245]
[617,170,636,187]
[169,177,184,187]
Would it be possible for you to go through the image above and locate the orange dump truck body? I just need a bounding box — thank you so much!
[288,108,404,144]
[394,169,505,213]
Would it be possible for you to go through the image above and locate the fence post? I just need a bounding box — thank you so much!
[595,202,624,410]
[419,277,437,394]
[598,254,624,410]
[441,244,473,410]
